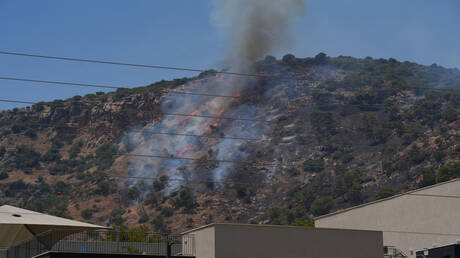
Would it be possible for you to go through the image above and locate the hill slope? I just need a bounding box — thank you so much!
[0,54,459,232]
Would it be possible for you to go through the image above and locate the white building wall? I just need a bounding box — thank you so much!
[315,179,460,258]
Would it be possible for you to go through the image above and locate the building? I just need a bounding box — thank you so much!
[182,223,383,258]
[315,178,460,258]
[416,244,460,258]
[0,205,107,258]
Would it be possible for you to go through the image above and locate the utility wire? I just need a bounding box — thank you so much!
[0,51,284,80]
[0,99,273,123]
[2,50,460,93]
[104,175,460,200]
[0,76,242,98]
[0,119,267,142]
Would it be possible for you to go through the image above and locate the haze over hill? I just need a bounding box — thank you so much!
[0,54,459,232]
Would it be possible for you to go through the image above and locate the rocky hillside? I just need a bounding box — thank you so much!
[0,54,459,233]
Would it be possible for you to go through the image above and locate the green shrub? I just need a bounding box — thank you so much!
[24,128,37,139]
[161,206,174,217]
[14,146,41,169]
[268,206,287,225]
[69,140,83,158]
[81,209,94,220]
[290,219,315,227]
[418,170,436,188]
[11,124,26,134]
[127,186,140,201]
[151,214,167,233]
[373,186,396,200]
[310,197,334,216]
[95,143,118,169]
[109,209,126,226]
[436,162,460,183]
[42,149,62,163]
[173,187,197,212]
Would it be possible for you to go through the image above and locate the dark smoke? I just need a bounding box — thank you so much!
[211,0,306,72]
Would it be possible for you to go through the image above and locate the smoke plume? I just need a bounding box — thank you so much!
[120,0,306,196]
[211,0,306,71]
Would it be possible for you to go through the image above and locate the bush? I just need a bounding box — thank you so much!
[173,187,197,213]
[127,186,141,201]
[81,209,94,220]
[418,170,436,188]
[109,209,126,226]
[11,124,25,134]
[14,146,41,169]
[42,149,62,163]
[373,186,396,200]
[290,219,315,227]
[153,175,169,192]
[24,128,37,139]
[161,206,174,217]
[96,143,118,169]
[436,162,460,183]
[69,140,83,158]
[310,197,334,216]
[268,206,287,225]
[151,214,167,233]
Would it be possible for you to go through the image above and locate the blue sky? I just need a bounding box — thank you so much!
[1,0,459,110]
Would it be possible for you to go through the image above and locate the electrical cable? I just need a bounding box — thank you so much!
[0,76,242,98]
[1,50,460,93]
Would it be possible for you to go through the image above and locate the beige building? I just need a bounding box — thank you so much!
[315,178,460,258]
[183,223,383,258]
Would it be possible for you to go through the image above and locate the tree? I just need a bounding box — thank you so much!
[310,197,334,216]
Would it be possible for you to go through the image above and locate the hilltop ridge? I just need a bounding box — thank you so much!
[0,54,459,232]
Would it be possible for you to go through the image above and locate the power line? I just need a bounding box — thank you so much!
[2,50,460,93]
[0,99,36,105]
[118,153,277,166]
[105,175,460,200]
[0,76,242,98]
[0,50,285,80]
[0,99,273,123]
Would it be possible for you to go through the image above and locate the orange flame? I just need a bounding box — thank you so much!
[181,106,203,123]
[177,145,198,158]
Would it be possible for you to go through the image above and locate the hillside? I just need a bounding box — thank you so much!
[0,54,459,233]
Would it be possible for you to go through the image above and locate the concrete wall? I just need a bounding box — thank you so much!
[185,224,383,258]
[190,226,215,258]
[315,179,460,258]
